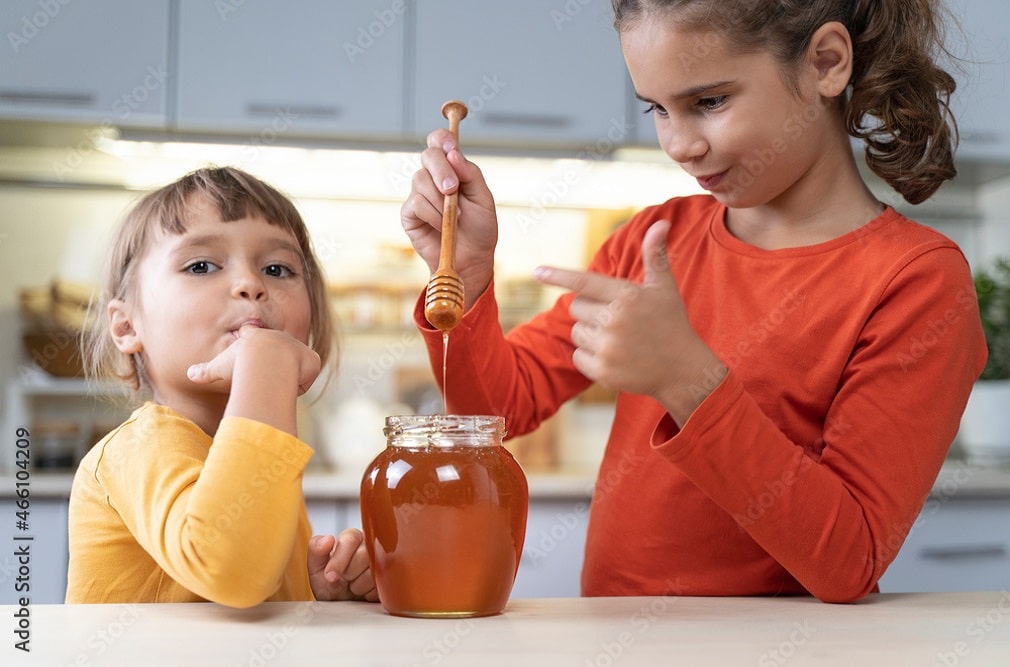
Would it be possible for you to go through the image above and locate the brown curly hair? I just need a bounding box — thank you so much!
[612,0,959,204]
[83,166,336,395]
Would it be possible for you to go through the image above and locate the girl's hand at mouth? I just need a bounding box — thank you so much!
[187,324,322,396]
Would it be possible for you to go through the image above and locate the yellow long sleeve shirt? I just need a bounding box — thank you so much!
[66,402,315,607]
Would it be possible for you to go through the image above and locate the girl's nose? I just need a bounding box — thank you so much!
[662,124,708,164]
[232,269,267,301]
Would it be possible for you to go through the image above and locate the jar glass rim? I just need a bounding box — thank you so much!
[383,414,506,447]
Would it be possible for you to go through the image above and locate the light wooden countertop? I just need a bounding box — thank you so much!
[8,592,1010,665]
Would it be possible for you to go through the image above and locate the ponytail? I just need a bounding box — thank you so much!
[846,0,958,204]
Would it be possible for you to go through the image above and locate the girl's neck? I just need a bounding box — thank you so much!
[153,390,227,437]
[726,141,884,251]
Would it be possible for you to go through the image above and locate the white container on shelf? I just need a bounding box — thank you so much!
[958,379,1010,466]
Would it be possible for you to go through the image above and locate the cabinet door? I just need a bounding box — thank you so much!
[946,0,1010,161]
[511,498,589,598]
[879,499,1010,593]
[413,0,629,148]
[0,1,169,126]
[305,499,361,537]
[175,0,404,139]
[1,498,68,604]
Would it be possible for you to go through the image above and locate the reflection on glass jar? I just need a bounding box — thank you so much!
[360,414,529,618]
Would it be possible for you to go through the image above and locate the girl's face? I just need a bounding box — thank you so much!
[114,194,313,405]
[620,19,835,209]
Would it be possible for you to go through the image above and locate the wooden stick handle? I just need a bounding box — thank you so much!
[436,100,468,273]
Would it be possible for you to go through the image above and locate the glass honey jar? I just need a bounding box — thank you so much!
[360,414,529,618]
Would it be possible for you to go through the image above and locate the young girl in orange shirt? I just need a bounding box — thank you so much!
[401,0,987,601]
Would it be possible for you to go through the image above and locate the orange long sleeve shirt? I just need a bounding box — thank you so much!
[418,195,987,602]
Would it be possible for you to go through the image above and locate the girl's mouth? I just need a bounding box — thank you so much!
[231,319,267,338]
[696,171,728,190]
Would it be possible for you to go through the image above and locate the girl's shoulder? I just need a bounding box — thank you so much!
[849,208,969,273]
[82,402,211,473]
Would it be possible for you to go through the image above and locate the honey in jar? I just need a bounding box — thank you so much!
[360,414,528,618]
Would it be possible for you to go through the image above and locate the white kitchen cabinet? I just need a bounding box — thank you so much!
[0,0,169,126]
[305,498,361,537]
[412,0,630,148]
[945,0,1010,162]
[0,498,69,605]
[174,0,405,140]
[512,498,590,598]
[879,498,1010,593]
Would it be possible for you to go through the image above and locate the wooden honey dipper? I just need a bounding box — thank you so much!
[424,100,469,332]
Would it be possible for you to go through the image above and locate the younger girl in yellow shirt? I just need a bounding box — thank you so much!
[67,167,377,607]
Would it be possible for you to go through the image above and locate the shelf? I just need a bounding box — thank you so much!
[12,371,124,397]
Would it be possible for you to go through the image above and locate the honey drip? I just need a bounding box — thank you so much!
[441,331,449,414]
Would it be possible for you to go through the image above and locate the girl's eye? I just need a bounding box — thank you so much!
[264,264,296,278]
[184,260,218,275]
[697,95,727,111]
[642,102,668,117]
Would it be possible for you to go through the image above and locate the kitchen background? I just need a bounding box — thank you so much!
[0,0,1008,601]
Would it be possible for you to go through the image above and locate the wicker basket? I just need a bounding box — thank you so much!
[22,329,86,378]
[19,278,96,378]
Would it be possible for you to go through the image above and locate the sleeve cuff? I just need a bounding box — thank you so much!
[651,368,742,461]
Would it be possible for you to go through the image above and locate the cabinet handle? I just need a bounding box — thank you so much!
[481,112,572,129]
[0,90,95,107]
[959,131,1003,144]
[245,102,341,119]
[920,545,1008,561]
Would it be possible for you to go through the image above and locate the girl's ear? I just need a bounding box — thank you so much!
[807,21,853,98]
[108,299,142,354]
